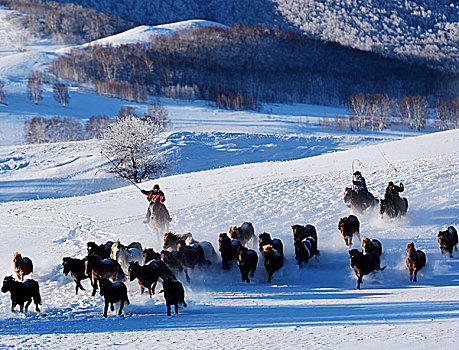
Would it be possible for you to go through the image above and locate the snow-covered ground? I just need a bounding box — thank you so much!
[0,7,458,349]
[58,20,227,51]
[0,130,458,349]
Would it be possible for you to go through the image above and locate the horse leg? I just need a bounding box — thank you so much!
[19,302,24,312]
[357,276,362,289]
[140,285,145,294]
[151,280,158,295]
[413,270,418,282]
[103,301,109,318]
[111,303,115,311]
[175,302,179,315]
[25,299,32,311]
[167,303,171,316]
[92,278,98,296]
[118,299,125,315]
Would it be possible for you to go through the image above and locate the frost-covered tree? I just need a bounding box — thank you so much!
[102,113,171,183]
[27,71,43,104]
[53,82,70,107]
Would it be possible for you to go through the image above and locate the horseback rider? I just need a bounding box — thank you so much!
[352,171,368,194]
[384,181,405,212]
[141,184,171,223]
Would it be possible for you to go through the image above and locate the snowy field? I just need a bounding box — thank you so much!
[0,6,458,349]
[0,131,457,349]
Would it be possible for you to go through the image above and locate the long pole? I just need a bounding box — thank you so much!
[100,151,142,190]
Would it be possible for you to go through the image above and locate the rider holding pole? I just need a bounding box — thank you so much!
[141,184,171,224]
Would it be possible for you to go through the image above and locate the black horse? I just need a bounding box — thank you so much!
[1,275,42,312]
[62,257,90,294]
[344,187,378,213]
[380,197,408,218]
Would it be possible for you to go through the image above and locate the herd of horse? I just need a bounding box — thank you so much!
[3,215,457,315]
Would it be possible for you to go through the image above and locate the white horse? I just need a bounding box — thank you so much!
[110,241,143,273]
[195,241,219,263]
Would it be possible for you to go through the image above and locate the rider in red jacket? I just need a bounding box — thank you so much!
[141,184,171,223]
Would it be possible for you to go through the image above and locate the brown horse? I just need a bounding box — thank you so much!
[406,242,426,282]
[263,244,284,283]
[163,232,196,251]
[13,252,33,281]
[338,215,360,247]
[85,256,126,296]
[361,237,383,256]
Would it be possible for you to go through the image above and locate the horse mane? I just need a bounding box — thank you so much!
[13,252,22,259]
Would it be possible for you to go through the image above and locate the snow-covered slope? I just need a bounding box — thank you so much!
[57,20,226,52]
[0,130,457,348]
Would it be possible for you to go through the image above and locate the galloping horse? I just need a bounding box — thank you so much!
[13,252,33,281]
[344,187,378,213]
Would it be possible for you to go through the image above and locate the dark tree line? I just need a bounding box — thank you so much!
[40,0,459,73]
[50,24,456,107]
[0,0,134,44]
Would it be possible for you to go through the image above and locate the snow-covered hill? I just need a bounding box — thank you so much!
[81,20,226,48]
[0,129,457,348]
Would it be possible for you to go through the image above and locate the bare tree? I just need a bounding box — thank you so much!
[27,71,43,105]
[435,100,450,130]
[53,82,70,107]
[367,94,395,131]
[400,95,428,130]
[450,96,459,129]
[0,80,6,105]
[85,115,112,139]
[24,117,46,144]
[143,103,170,130]
[347,93,367,129]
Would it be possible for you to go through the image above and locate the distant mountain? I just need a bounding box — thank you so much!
[45,0,459,73]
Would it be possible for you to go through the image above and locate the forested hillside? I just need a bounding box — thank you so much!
[50,25,455,106]
[43,0,459,72]
[0,0,133,43]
